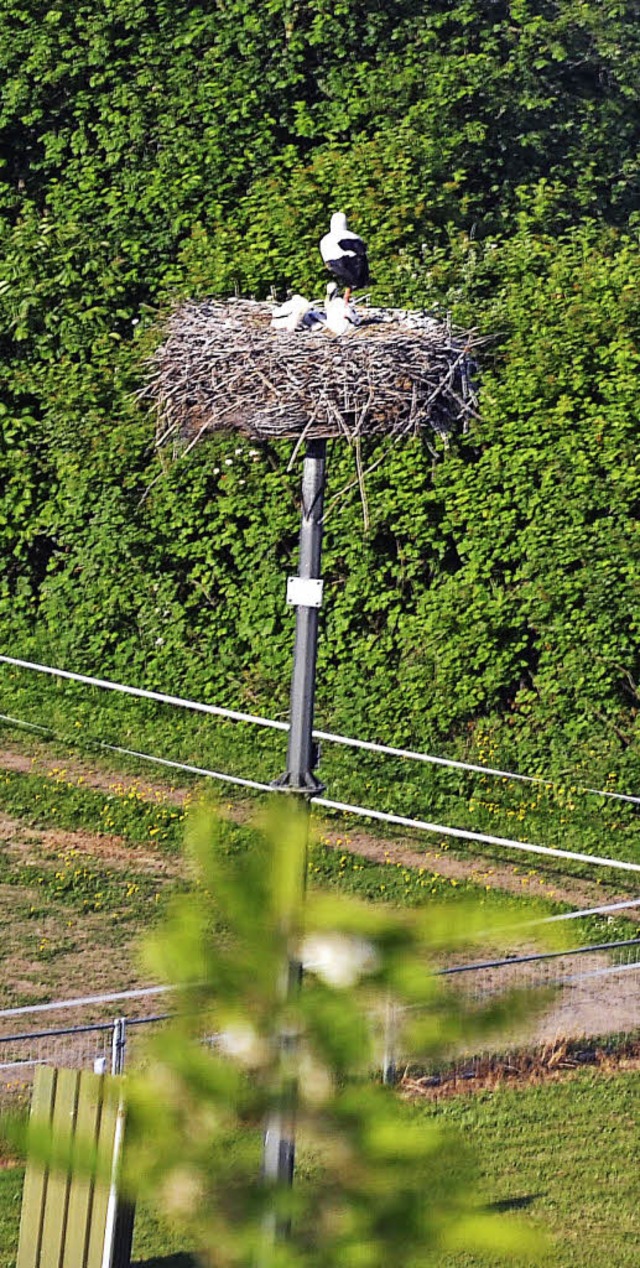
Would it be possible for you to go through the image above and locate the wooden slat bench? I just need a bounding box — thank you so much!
[17,1066,134,1268]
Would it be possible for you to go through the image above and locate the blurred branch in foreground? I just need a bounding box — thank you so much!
[114,804,556,1264]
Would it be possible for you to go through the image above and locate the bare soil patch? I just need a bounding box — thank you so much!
[0,811,180,878]
[0,744,186,806]
[321,825,640,923]
[445,948,640,1050]
[0,882,153,1018]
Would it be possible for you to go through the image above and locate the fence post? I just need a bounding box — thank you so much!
[382,997,398,1086]
[111,1018,126,1076]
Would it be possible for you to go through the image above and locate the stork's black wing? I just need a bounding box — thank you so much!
[331,238,369,287]
[338,238,367,256]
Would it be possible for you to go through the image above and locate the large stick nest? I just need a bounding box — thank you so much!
[141,299,485,449]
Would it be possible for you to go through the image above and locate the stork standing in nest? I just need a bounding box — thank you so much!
[319,211,369,304]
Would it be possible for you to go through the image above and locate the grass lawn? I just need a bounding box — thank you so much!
[0,1172,20,1268]
[0,1067,637,1266]
[2,695,640,885]
[0,753,635,1010]
[0,758,567,1012]
[429,1068,639,1266]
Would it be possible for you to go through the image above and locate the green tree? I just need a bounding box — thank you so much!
[124,803,550,1265]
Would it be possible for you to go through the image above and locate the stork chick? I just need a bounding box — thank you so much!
[270,293,312,333]
[324,282,358,336]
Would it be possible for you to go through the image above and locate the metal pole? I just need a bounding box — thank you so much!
[382,997,398,1087]
[276,438,327,792]
[262,958,302,1245]
[111,1017,126,1076]
[263,439,328,1246]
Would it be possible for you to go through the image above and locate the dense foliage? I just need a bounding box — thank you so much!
[1,0,640,789]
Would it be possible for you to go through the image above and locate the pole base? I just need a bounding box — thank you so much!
[271,769,325,795]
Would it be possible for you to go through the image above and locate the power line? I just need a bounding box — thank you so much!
[2,652,640,806]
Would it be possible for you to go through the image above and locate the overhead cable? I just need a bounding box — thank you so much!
[2,653,639,806]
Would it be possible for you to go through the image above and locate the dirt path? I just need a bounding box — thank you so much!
[0,738,638,920]
[0,810,180,878]
[317,824,640,922]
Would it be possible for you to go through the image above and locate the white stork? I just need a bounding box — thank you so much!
[319,211,369,304]
[270,293,312,332]
[324,282,358,336]
[270,293,325,333]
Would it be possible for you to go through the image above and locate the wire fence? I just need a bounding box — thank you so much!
[1,941,637,1108]
[1,653,638,1102]
[3,697,640,880]
[440,940,640,1043]
[3,653,639,806]
[3,655,640,885]
[0,1014,168,1111]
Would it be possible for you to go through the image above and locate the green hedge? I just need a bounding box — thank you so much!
[1,2,640,802]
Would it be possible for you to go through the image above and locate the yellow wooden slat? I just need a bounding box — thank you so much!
[85,1080,118,1268]
[16,1067,57,1268]
[61,1072,104,1268]
[39,1068,81,1268]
